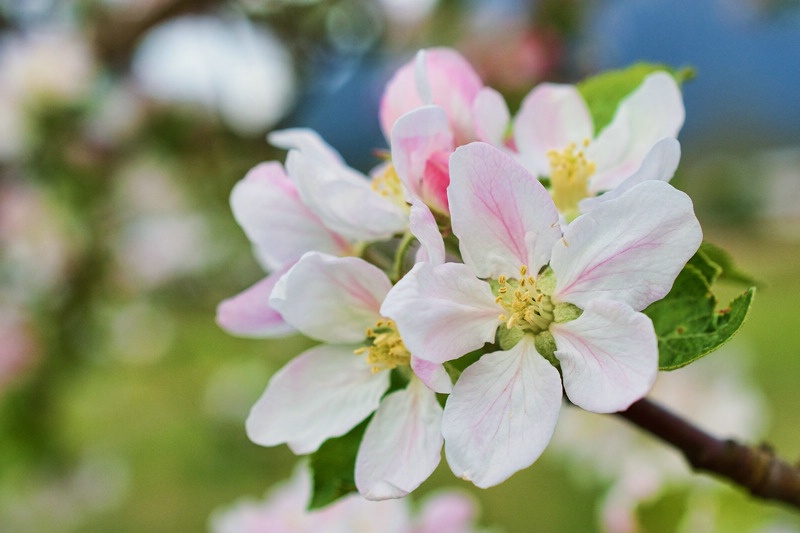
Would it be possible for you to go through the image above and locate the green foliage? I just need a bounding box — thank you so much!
[645,243,756,370]
[578,62,694,133]
[308,419,368,509]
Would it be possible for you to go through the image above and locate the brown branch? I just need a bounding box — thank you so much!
[617,397,800,509]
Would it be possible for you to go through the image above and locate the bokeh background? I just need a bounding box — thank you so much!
[1,0,800,531]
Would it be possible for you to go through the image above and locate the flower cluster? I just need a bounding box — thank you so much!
[218,48,702,501]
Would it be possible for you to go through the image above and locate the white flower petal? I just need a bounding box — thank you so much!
[581,137,681,211]
[285,149,408,242]
[356,379,443,500]
[411,356,452,394]
[381,262,500,365]
[442,338,562,488]
[513,83,594,176]
[473,87,511,147]
[589,72,684,189]
[268,127,344,167]
[246,344,390,454]
[448,142,561,278]
[270,252,390,343]
[216,267,295,338]
[409,198,445,265]
[552,180,702,311]
[231,162,351,270]
[551,299,658,413]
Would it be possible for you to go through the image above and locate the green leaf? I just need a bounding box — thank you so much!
[577,63,694,133]
[308,418,368,509]
[696,241,758,286]
[645,256,756,370]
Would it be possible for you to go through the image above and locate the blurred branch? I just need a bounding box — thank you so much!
[90,0,222,65]
[618,397,800,509]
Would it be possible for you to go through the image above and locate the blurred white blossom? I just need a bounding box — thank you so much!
[132,15,296,135]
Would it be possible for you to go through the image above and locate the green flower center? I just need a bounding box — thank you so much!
[494,265,555,335]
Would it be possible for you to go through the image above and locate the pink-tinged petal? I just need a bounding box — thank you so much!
[411,356,452,394]
[216,267,295,338]
[285,149,408,242]
[380,48,483,145]
[231,162,351,270]
[246,344,390,454]
[582,137,680,211]
[409,198,445,266]
[270,252,390,343]
[552,180,702,311]
[589,72,685,189]
[442,337,562,488]
[551,299,657,413]
[448,142,561,278]
[391,105,454,213]
[268,128,344,167]
[355,379,443,500]
[414,491,479,533]
[513,83,594,176]
[473,87,511,147]
[381,262,500,365]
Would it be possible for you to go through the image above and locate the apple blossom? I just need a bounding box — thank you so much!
[380,48,484,146]
[269,128,408,242]
[215,161,354,337]
[381,142,702,488]
[245,251,442,500]
[383,48,490,215]
[512,71,685,220]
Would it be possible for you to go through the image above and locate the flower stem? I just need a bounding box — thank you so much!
[616,397,800,509]
[391,232,416,283]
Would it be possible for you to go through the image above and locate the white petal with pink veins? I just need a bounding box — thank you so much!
[552,180,702,311]
[246,344,390,454]
[411,356,452,394]
[442,337,563,488]
[381,262,500,365]
[270,252,390,344]
[216,267,294,338]
[268,127,345,167]
[582,137,681,210]
[551,299,658,413]
[355,379,443,500]
[285,149,408,242]
[230,162,351,270]
[589,72,684,190]
[409,198,445,266]
[448,142,561,278]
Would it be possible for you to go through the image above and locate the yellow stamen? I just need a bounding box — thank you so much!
[494,265,555,335]
[355,319,411,373]
[370,163,407,209]
[546,139,596,218]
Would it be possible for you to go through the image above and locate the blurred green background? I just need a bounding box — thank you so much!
[1,0,800,531]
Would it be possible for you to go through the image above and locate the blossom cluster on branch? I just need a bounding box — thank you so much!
[217,48,754,507]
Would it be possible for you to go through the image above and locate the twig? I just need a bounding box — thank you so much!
[617,397,800,508]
